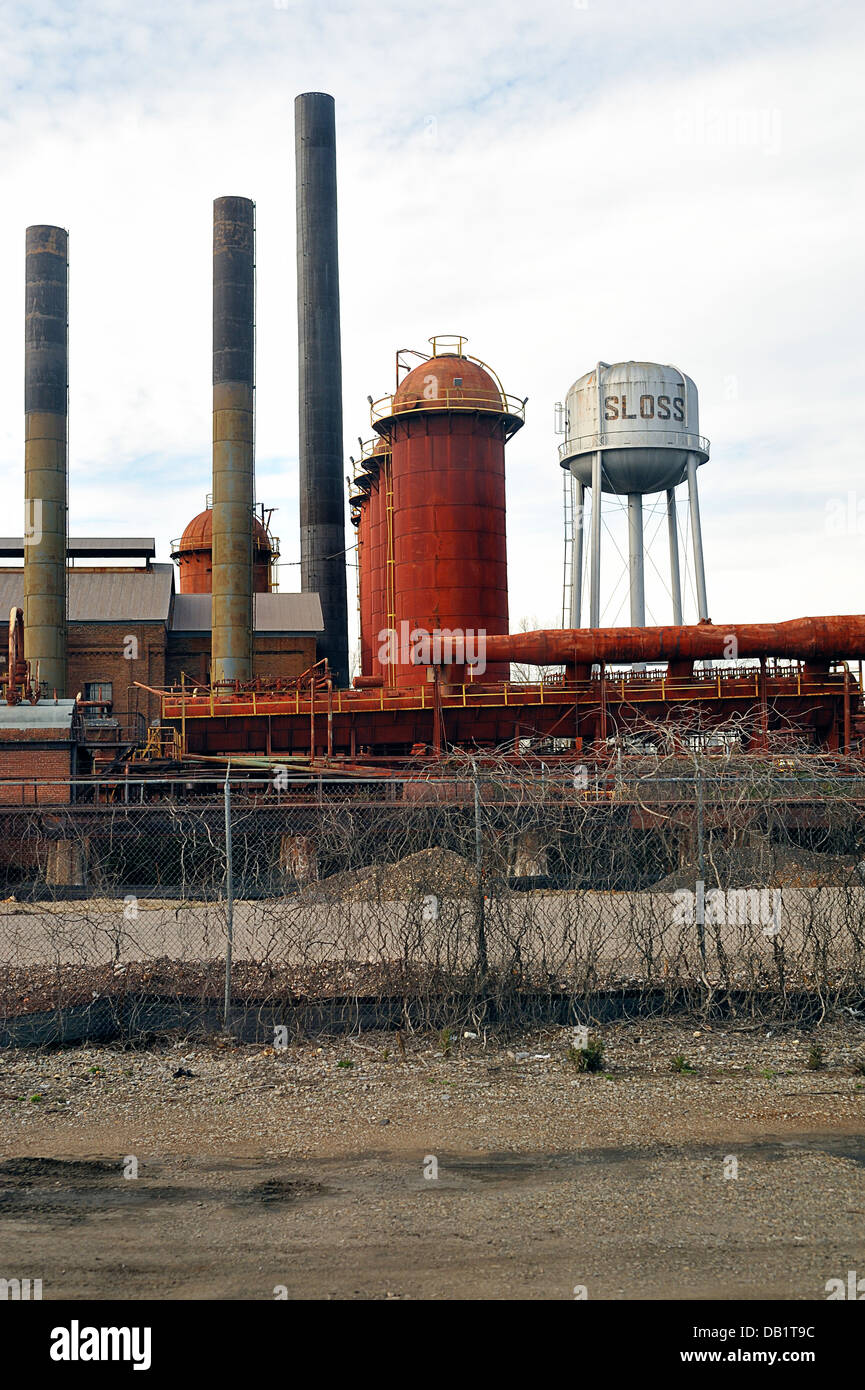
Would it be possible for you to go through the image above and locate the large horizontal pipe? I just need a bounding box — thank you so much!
[457,617,865,669]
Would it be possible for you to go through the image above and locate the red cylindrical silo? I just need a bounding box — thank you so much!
[357,497,372,676]
[349,475,372,676]
[365,440,392,682]
[372,348,523,686]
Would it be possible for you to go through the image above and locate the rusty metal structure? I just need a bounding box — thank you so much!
[459,617,865,671]
[1,93,864,801]
[361,337,525,687]
[2,608,39,705]
[24,225,68,697]
[349,437,391,678]
[211,195,255,683]
[171,502,278,595]
[147,650,862,763]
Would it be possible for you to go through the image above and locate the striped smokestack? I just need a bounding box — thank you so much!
[211,196,255,683]
[295,92,349,688]
[24,225,68,697]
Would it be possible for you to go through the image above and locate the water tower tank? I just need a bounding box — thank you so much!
[558,362,710,628]
[562,362,708,493]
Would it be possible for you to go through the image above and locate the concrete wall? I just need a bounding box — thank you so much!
[3,887,863,973]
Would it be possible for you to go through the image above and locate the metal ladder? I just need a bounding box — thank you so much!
[561,470,577,628]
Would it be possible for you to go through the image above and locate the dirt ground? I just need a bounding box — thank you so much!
[1,1015,864,1300]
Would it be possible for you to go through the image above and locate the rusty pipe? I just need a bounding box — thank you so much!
[451,617,865,670]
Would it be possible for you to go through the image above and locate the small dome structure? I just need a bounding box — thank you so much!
[171,505,277,594]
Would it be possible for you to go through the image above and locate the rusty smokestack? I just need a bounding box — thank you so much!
[24,225,68,697]
[211,196,255,683]
[295,92,349,688]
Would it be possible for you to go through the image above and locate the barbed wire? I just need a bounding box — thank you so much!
[1,708,863,1047]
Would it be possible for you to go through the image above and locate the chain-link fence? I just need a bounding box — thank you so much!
[2,730,865,1046]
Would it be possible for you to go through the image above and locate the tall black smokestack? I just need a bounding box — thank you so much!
[295,91,349,688]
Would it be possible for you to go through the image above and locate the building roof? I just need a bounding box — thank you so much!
[0,567,323,634]
[0,699,77,731]
[0,565,174,622]
[171,592,323,634]
[0,538,156,560]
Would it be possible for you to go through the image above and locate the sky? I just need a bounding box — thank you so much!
[1,0,863,661]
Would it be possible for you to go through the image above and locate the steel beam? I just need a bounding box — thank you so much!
[573,478,585,626]
[667,488,683,625]
[589,451,602,627]
[627,492,645,627]
[687,453,709,622]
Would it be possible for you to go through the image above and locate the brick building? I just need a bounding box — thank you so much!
[0,540,323,730]
[0,701,79,804]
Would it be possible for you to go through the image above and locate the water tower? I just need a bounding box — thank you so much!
[558,361,710,628]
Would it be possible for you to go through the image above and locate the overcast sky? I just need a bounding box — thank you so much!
[1,0,863,656]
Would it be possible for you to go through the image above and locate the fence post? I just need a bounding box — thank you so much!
[471,758,488,976]
[223,766,234,1029]
[695,763,707,972]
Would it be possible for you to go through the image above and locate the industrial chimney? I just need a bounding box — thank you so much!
[24,225,68,697]
[295,92,349,688]
[211,196,255,683]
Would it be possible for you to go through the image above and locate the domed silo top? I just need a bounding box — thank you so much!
[559,360,709,496]
[175,507,274,555]
[171,505,277,594]
[371,338,525,439]
[394,356,503,413]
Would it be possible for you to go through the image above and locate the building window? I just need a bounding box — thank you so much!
[84,681,113,708]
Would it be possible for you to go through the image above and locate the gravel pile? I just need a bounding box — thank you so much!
[304,847,482,902]
[653,843,863,891]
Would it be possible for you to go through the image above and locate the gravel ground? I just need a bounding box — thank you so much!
[1,1015,864,1299]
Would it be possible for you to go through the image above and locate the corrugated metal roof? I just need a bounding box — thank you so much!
[0,565,174,622]
[171,592,324,633]
[0,567,322,632]
[0,700,76,730]
[0,538,155,558]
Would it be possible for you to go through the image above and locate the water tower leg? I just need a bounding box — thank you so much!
[572,479,585,626]
[590,452,602,627]
[667,488,683,624]
[686,454,710,621]
[627,493,645,626]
